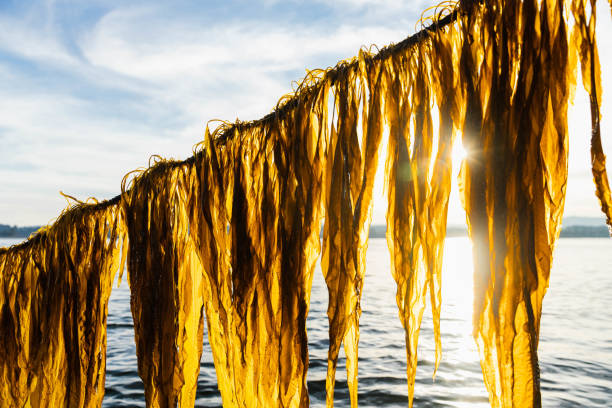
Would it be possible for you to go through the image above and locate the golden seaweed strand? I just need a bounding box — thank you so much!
[0,202,124,407]
[458,0,571,407]
[571,0,612,233]
[121,160,205,408]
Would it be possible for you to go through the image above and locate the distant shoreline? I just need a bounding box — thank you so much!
[2,222,609,239]
[367,225,610,239]
[0,224,39,239]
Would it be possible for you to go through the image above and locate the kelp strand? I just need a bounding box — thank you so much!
[458,0,571,406]
[384,19,463,406]
[321,51,384,408]
[188,85,327,406]
[121,161,204,408]
[0,1,610,407]
[0,201,125,407]
[571,0,612,232]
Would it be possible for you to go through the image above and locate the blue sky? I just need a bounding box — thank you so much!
[1,0,611,226]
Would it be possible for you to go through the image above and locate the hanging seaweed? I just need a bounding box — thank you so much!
[0,0,609,407]
[321,50,384,408]
[571,0,612,231]
[0,200,125,407]
[121,160,205,408]
[426,15,464,376]
[384,42,434,408]
[188,73,328,407]
[188,130,237,406]
[384,14,463,406]
[458,0,571,406]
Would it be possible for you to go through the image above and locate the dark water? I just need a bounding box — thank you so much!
[1,237,610,407]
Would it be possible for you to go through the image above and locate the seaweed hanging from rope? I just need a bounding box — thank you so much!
[188,72,328,406]
[384,15,463,406]
[321,51,384,408]
[0,200,125,407]
[458,0,571,406]
[571,0,612,232]
[121,160,205,408]
[0,1,609,407]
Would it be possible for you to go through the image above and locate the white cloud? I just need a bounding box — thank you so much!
[77,5,412,124]
[79,7,407,81]
[0,12,77,68]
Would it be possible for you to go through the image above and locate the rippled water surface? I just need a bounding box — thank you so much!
[1,237,610,407]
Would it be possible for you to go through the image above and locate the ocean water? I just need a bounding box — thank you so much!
[1,237,610,407]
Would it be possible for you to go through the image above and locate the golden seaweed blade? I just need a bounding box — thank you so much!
[0,202,124,408]
[571,0,612,233]
[458,0,570,406]
[382,26,458,405]
[427,18,464,376]
[189,129,238,406]
[121,161,205,408]
[188,79,327,407]
[321,50,384,408]
[384,44,427,408]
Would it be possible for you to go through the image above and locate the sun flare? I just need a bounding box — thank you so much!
[452,139,467,162]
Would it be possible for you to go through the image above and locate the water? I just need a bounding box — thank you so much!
[1,237,611,407]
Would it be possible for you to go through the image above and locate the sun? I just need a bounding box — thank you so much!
[452,139,467,162]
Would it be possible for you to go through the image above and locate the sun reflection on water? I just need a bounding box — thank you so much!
[353,237,490,407]
[441,237,474,329]
[439,237,482,381]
